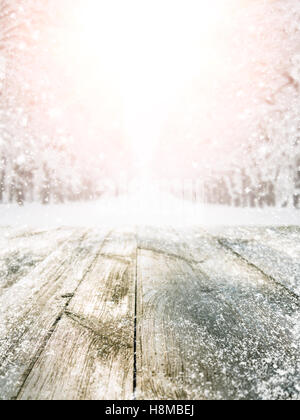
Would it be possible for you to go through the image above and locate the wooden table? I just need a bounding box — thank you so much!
[0,225,299,400]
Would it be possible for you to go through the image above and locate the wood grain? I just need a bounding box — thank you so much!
[18,230,136,400]
[215,227,300,297]
[0,225,299,400]
[0,228,76,296]
[0,228,108,400]
[136,226,300,400]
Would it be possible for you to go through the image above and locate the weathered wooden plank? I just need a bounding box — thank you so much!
[206,226,300,257]
[1,224,299,400]
[136,249,194,400]
[136,227,300,400]
[18,230,136,400]
[0,228,76,296]
[210,227,300,297]
[100,228,137,260]
[0,228,108,400]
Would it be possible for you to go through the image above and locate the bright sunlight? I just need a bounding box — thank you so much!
[58,0,236,174]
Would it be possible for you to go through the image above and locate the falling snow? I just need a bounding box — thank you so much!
[0,0,299,401]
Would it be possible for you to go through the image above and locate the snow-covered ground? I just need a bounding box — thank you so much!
[0,193,299,229]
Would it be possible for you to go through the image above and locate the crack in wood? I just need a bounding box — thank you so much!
[137,246,206,267]
[8,226,299,400]
[14,229,114,398]
[217,238,300,304]
[14,302,70,400]
[61,293,74,299]
[64,310,134,355]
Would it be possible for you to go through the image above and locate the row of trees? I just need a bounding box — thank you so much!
[158,0,300,209]
[1,0,300,207]
[0,0,83,204]
[229,0,300,208]
[0,0,125,205]
[202,160,300,208]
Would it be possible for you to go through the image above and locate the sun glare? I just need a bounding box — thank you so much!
[59,0,234,174]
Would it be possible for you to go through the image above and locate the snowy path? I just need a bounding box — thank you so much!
[0,225,299,400]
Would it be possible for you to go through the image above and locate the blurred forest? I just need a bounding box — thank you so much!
[158,0,300,208]
[0,0,127,205]
[0,0,299,207]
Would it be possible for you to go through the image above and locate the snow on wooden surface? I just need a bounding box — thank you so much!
[0,225,299,400]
